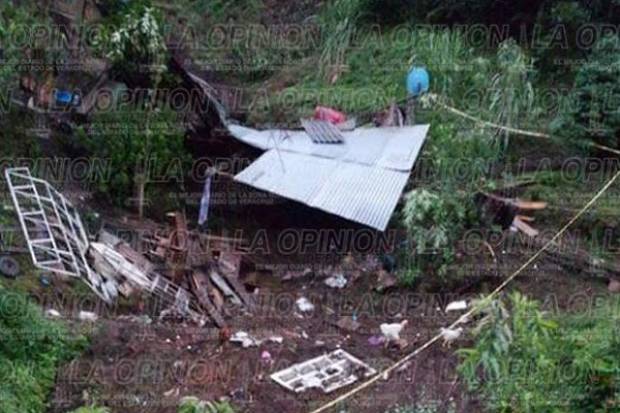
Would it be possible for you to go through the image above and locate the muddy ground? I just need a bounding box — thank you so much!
[37,223,611,413]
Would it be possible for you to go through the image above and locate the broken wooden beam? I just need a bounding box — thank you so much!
[190,270,226,327]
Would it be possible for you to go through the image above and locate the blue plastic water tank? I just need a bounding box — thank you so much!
[406,67,430,97]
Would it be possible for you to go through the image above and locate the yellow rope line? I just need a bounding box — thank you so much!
[308,168,620,413]
[428,94,620,156]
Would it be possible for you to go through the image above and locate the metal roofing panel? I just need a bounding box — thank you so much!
[229,123,429,230]
[235,150,410,231]
[310,163,409,230]
[235,150,337,204]
[228,124,429,171]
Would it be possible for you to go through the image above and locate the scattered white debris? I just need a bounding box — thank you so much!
[396,361,411,372]
[78,311,98,322]
[445,300,468,312]
[440,327,463,346]
[268,335,284,344]
[296,297,315,313]
[45,309,61,318]
[271,349,376,393]
[230,331,260,348]
[163,387,179,398]
[380,320,408,342]
[324,273,347,289]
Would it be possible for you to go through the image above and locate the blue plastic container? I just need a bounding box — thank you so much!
[54,90,73,105]
[406,67,430,97]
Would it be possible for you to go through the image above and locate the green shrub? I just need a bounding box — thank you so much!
[75,108,189,208]
[459,292,620,412]
[552,35,620,152]
[93,1,167,83]
[178,397,236,413]
[0,285,88,413]
[68,407,110,413]
[400,189,472,283]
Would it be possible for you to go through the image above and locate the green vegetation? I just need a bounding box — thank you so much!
[459,293,620,412]
[76,108,189,210]
[387,401,456,413]
[552,35,620,151]
[94,0,167,82]
[400,189,471,284]
[68,407,110,413]
[0,285,88,413]
[178,397,236,413]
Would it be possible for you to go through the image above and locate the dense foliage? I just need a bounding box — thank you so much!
[76,108,189,208]
[0,285,87,413]
[178,397,236,413]
[459,293,620,412]
[553,35,620,151]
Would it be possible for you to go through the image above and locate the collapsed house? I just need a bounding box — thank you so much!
[228,124,429,231]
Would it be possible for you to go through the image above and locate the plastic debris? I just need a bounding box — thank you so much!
[261,350,272,363]
[230,331,260,348]
[296,297,315,313]
[314,106,346,125]
[78,311,98,322]
[367,335,386,346]
[271,349,376,393]
[324,273,347,289]
[445,300,468,312]
[45,309,61,318]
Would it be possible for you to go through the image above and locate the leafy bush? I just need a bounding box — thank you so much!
[388,400,455,413]
[552,35,620,151]
[68,407,110,413]
[76,108,189,208]
[0,285,87,413]
[178,397,236,413]
[93,1,167,83]
[458,292,620,412]
[400,189,471,283]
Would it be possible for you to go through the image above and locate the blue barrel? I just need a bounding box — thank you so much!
[406,67,430,97]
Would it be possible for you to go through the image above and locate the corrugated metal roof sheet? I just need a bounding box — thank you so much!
[230,124,429,231]
[229,124,429,171]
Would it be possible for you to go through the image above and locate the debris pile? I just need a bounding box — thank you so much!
[271,349,377,394]
[4,167,250,327]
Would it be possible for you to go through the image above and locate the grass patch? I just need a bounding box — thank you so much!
[0,284,88,413]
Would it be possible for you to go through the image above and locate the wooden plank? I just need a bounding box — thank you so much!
[190,271,226,327]
[219,270,255,311]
